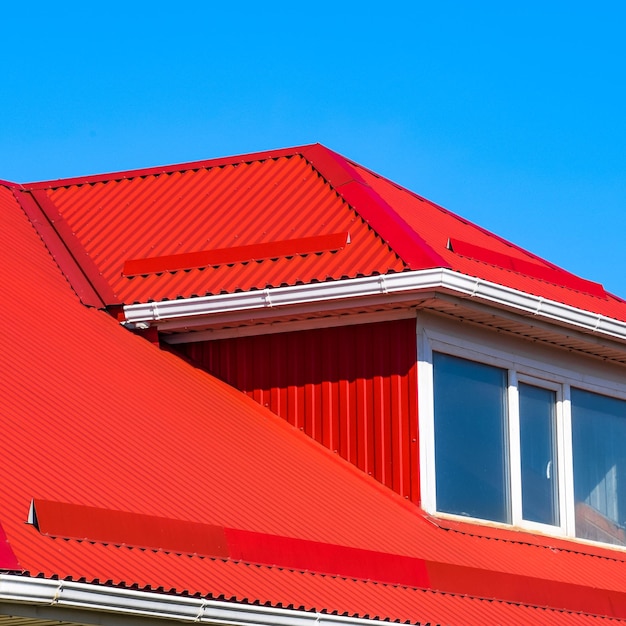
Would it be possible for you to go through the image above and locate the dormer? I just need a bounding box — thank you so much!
[18,144,626,551]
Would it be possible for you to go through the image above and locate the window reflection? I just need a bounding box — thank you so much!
[572,389,626,546]
[433,353,509,523]
[519,383,559,526]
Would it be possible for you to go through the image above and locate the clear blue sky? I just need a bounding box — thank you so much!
[2,3,625,296]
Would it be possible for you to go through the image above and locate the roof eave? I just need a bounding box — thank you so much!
[0,575,382,626]
[122,269,626,351]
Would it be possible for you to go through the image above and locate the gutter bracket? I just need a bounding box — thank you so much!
[51,582,63,604]
[378,275,388,294]
[471,278,480,297]
[594,315,603,331]
[150,302,161,321]
[195,600,208,622]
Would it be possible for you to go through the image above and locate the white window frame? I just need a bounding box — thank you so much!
[417,315,626,544]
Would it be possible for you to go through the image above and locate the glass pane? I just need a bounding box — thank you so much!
[572,388,626,546]
[519,383,559,526]
[433,352,509,523]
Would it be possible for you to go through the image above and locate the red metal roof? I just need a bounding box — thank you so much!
[16,143,626,328]
[351,161,626,321]
[5,179,626,624]
[25,148,406,305]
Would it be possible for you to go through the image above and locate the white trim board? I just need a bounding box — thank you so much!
[123,269,626,348]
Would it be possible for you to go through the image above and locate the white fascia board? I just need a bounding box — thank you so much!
[0,575,381,626]
[122,269,626,345]
[123,270,443,324]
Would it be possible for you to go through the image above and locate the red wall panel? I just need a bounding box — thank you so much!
[178,319,419,503]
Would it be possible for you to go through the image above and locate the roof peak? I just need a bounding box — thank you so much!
[23,143,323,189]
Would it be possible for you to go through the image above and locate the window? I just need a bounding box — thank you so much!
[419,320,626,547]
[572,389,626,545]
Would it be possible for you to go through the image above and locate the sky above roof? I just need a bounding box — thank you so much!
[2,2,625,296]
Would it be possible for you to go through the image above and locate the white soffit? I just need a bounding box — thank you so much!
[122,268,626,346]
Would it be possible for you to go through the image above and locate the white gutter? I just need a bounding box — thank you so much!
[122,268,626,344]
[0,575,382,626]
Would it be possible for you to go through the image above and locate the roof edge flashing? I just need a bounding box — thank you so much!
[122,269,626,347]
[23,144,320,190]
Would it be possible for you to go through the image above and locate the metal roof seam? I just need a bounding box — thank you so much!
[9,189,106,308]
[441,527,626,564]
[29,189,120,304]
[300,145,446,271]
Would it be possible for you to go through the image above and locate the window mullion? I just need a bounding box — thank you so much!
[561,384,575,537]
[508,370,522,526]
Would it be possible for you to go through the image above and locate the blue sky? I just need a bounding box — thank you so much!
[2,3,625,295]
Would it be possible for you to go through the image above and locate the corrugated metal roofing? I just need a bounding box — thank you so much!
[352,161,626,322]
[4,183,626,624]
[32,151,405,305]
[16,143,626,329]
[5,146,626,624]
[182,319,421,503]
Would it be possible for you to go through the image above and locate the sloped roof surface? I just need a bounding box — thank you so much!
[7,146,626,625]
[4,177,626,625]
[18,144,626,327]
[26,148,405,305]
[354,163,626,322]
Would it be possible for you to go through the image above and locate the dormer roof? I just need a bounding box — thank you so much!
[16,144,622,317]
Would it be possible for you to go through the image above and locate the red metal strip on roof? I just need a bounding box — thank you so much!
[300,144,358,188]
[23,145,314,190]
[0,180,21,189]
[27,189,120,305]
[123,232,350,277]
[29,501,626,620]
[12,190,106,309]
[32,499,430,586]
[0,520,21,570]
[301,144,449,271]
[33,500,229,557]
[426,561,626,618]
[449,238,607,298]
[225,528,430,587]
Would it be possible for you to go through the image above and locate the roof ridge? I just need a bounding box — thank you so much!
[300,145,450,271]
[354,164,582,275]
[11,189,116,307]
[22,145,319,190]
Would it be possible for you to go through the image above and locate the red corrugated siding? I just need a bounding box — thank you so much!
[179,319,420,503]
